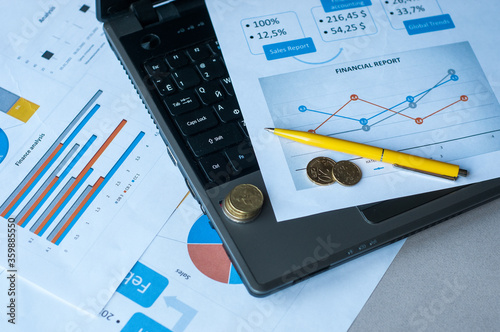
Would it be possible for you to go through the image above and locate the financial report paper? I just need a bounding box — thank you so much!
[206,0,500,221]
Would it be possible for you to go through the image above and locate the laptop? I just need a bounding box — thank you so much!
[96,0,500,296]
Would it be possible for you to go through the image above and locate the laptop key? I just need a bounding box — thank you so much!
[196,57,225,81]
[187,123,243,157]
[213,98,242,123]
[207,40,221,54]
[164,90,200,115]
[198,152,233,182]
[172,67,201,89]
[153,76,176,96]
[219,76,235,96]
[144,58,168,76]
[165,52,189,68]
[238,120,249,137]
[187,45,211,61]
[174,107,218,136]
[195,81,225,105]
[225,141,257,172]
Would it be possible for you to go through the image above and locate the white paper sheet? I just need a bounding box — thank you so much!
[0,1,186,314]
[0,194,404,331]
[205,0,500,221]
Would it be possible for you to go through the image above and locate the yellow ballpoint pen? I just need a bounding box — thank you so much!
[265,128,469,180]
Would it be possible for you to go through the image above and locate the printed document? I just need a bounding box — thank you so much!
[206,0,500,221]
[0,1,186,313]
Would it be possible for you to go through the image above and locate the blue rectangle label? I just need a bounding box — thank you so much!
[117,262,169,308]
[404,14,455,35]
[320,0,372,12]
[263,38,316,61]
[122,313,172,332]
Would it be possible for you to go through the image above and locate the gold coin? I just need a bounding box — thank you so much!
[306,157,337,185]
[332,160,362,186]
[222,184,264,223]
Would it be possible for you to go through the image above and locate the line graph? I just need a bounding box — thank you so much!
[299,69,468,133]
[259,42,500,191]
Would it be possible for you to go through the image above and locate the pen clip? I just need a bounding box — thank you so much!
[393,164,458,181]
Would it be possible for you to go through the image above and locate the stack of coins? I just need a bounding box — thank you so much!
[222,184,264,223]
[307,157,362,186]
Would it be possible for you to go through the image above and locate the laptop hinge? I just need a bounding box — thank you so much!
[131,0,159,26]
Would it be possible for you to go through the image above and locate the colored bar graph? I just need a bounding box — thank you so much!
[46,185,95,242]
[34,119,127,236]
[1,88,146,246]
[0,144,63,218]
[18,135,97,227]
[30,178,76,233]
[18,175,60,227]
[50,131,145,245]
[16,144,80,226]
[0,90,102,218]
[34,169,94,236]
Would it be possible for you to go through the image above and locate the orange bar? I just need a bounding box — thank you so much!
[1,143,63,218]
[17,176,59,226]
[35,120,127,235]
[51,177,105,244]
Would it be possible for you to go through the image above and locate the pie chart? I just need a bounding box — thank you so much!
[187,215,242,284]
[0,128,8,163]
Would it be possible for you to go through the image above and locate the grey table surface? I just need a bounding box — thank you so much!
[349,196,500,332]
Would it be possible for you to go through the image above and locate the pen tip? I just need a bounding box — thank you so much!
[264,128,274,133]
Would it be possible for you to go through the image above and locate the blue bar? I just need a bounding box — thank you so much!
[20,136,96,228]
[3,104,101,218]
[61,104,100,149]
[263,38,316,61]
[321,0,371,12]
[54,131,145,245]
[1,91,101,217]
[38,169,93,236]
[404,14,455,35]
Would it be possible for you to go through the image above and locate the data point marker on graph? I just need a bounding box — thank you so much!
[300,70,467,133]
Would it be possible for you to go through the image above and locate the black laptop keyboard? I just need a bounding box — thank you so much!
[143,40,257,183]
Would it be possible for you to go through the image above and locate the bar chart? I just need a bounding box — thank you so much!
[0,89,146,246]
